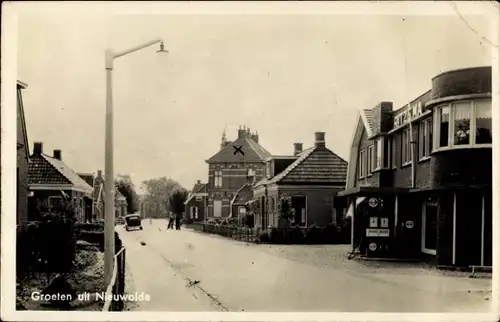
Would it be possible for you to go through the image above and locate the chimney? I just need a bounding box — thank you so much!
[33,142,43,155]
[251,132,259,143]
[246,127,251,137]
[197,180,201,184]
[314,132,326,148]
[237,125,247,139]
[97,170,103,178]
[294,143,303,156]
[53,149,62,160]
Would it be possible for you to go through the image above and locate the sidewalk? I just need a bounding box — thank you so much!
[120,230,222,311]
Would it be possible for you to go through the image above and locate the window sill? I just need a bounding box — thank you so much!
[432,144,492,154]
[418,156,431,163]
[401,162,412,168]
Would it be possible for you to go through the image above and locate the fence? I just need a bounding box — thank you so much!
[102,246,126,311]
[191,222,350,245]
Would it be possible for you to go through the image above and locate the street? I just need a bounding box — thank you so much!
[118,219,491,313]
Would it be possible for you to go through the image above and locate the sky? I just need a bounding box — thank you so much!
[15,2,495,191]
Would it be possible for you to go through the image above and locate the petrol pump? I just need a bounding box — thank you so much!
[354,197,393,258]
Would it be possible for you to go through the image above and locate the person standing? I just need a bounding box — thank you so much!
[175,213,181,230]
[167,214,174,230]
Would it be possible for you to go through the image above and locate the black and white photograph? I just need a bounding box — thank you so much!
[2,1,499,321]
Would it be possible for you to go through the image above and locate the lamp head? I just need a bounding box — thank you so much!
[156,41,168,54]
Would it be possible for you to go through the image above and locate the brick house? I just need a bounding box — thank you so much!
[253,132,348,228]
[92,170,128,221]
[205,126,271,218]
[230,182,253,221]
[27,142,94,222]
[336,66,492,268]
[184,180,208,222]
[17,81,30,223]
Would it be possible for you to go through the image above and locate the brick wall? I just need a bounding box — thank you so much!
[431,67,491,100]
[207,162,265,218]
[278,186,343,227]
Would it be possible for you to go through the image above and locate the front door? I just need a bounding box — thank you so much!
[213,200,222,218]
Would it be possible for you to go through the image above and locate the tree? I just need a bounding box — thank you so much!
[115,174,139,214]
[277,194,295,228]
[167,187,188,217]
[141,177,182,211]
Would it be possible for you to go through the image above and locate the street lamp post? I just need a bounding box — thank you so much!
[104,39,168,285]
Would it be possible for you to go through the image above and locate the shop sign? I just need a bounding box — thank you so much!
[366,228,390,237]
[405,220,414,229]
[393,101,424,128]
[369,243,378,251]
[368,198,379,208]
[380,217,389,228]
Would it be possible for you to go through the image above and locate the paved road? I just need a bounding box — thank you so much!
[118,219,491,312]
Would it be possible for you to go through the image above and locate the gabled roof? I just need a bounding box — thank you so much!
[184,182,207,204]
[17,81,30,159]
[206,136,272,163]
[257,146,348,186]
[360,109,374,138]
[28,153,93,194]
[231,182,253,205]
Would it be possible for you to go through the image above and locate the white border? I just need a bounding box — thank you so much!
[2,1,499,321]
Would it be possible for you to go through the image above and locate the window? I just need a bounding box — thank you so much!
[190,206,198,219]
[418,118,433,159]
[367,145,374,174]
[401,128,411,165]
[453,102,471,145]
[391,136,397,168]
[358,150,366,178]
[266,163,271,178]
[214,171,222,188]
[375,138,383,170]
[433,99,492,150]
[48,196,62,208]
[475,100,492,144]
[195,195,202,201]
[238,206,247,216]
[438,106,450,147]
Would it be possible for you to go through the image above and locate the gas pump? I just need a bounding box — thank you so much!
[355,197,393,258]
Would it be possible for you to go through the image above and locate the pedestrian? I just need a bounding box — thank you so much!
[175,214,181,230]
[167,214,174,230]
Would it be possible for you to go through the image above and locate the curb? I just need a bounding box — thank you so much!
[349,255,421,263]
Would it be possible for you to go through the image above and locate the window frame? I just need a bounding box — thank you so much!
[358,149,366,179]
[418,118,433,161]
[367,145,374,175]
[432,99,492,152]
[214,170,223,188]
[391,136,397,169]
[401,127,412,166]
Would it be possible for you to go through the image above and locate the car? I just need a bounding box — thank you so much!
[124,214,143,231]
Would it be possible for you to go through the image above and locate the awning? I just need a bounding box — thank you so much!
[337,186,409,197]
[345,197,366,218]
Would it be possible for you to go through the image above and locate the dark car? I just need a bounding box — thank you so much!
[124,214,143,231]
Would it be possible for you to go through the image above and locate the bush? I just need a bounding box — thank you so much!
[322,223,339,244]
[259,231,270,243]
[268,228,285,244]
[305,224,322,244]
[17,207,77,278]
[286,226,305,244]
